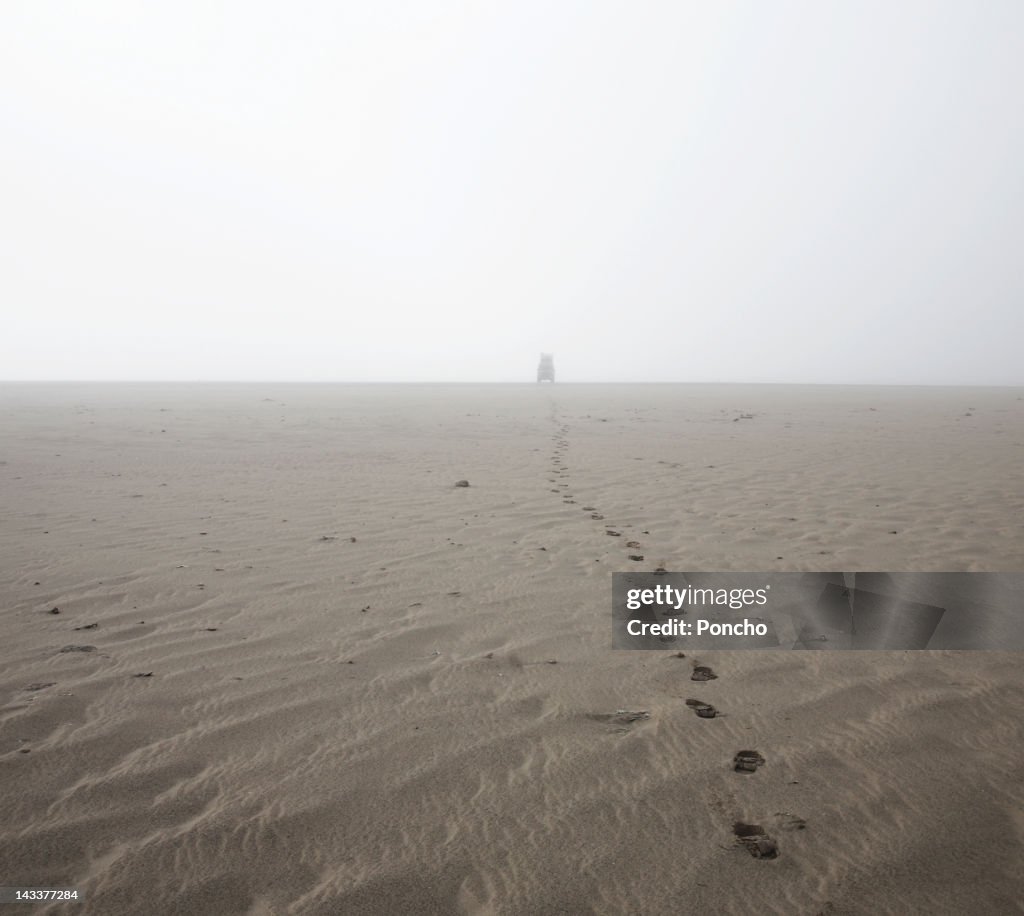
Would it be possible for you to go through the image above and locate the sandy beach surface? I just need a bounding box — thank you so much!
[1,382,1022,915]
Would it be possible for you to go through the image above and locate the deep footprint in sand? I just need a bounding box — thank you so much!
[733,750,766,773]
[732,822,779,859]
[685,698,719,718]
[691,665,717,681]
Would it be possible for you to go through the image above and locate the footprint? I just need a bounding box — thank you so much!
[685,698,718,718]
[691,665,717,681]
[591,514,605,520]
[588,709,651,726]
[733,750,765,773]
[732,822,779,859]
[773,812,807,831]
[625,540,641,548]
[606,530,621,537]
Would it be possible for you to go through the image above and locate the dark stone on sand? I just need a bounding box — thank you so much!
[691,665,717,681]
[59,645,96,653]
[454,480,470,487]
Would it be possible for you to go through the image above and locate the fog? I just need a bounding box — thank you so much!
[2,1,1022,383]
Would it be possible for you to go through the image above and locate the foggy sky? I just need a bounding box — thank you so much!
[2,1,1022,383]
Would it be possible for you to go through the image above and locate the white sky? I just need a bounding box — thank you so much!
[2,1,1022,383]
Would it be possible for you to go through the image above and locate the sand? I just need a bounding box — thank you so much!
[1,382,1022,915]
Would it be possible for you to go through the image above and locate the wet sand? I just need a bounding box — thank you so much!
[1,382,1022,915]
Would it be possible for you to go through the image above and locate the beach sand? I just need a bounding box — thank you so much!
[1,382,1022,915]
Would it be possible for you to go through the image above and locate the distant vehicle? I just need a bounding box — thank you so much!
[537,353,555,382]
